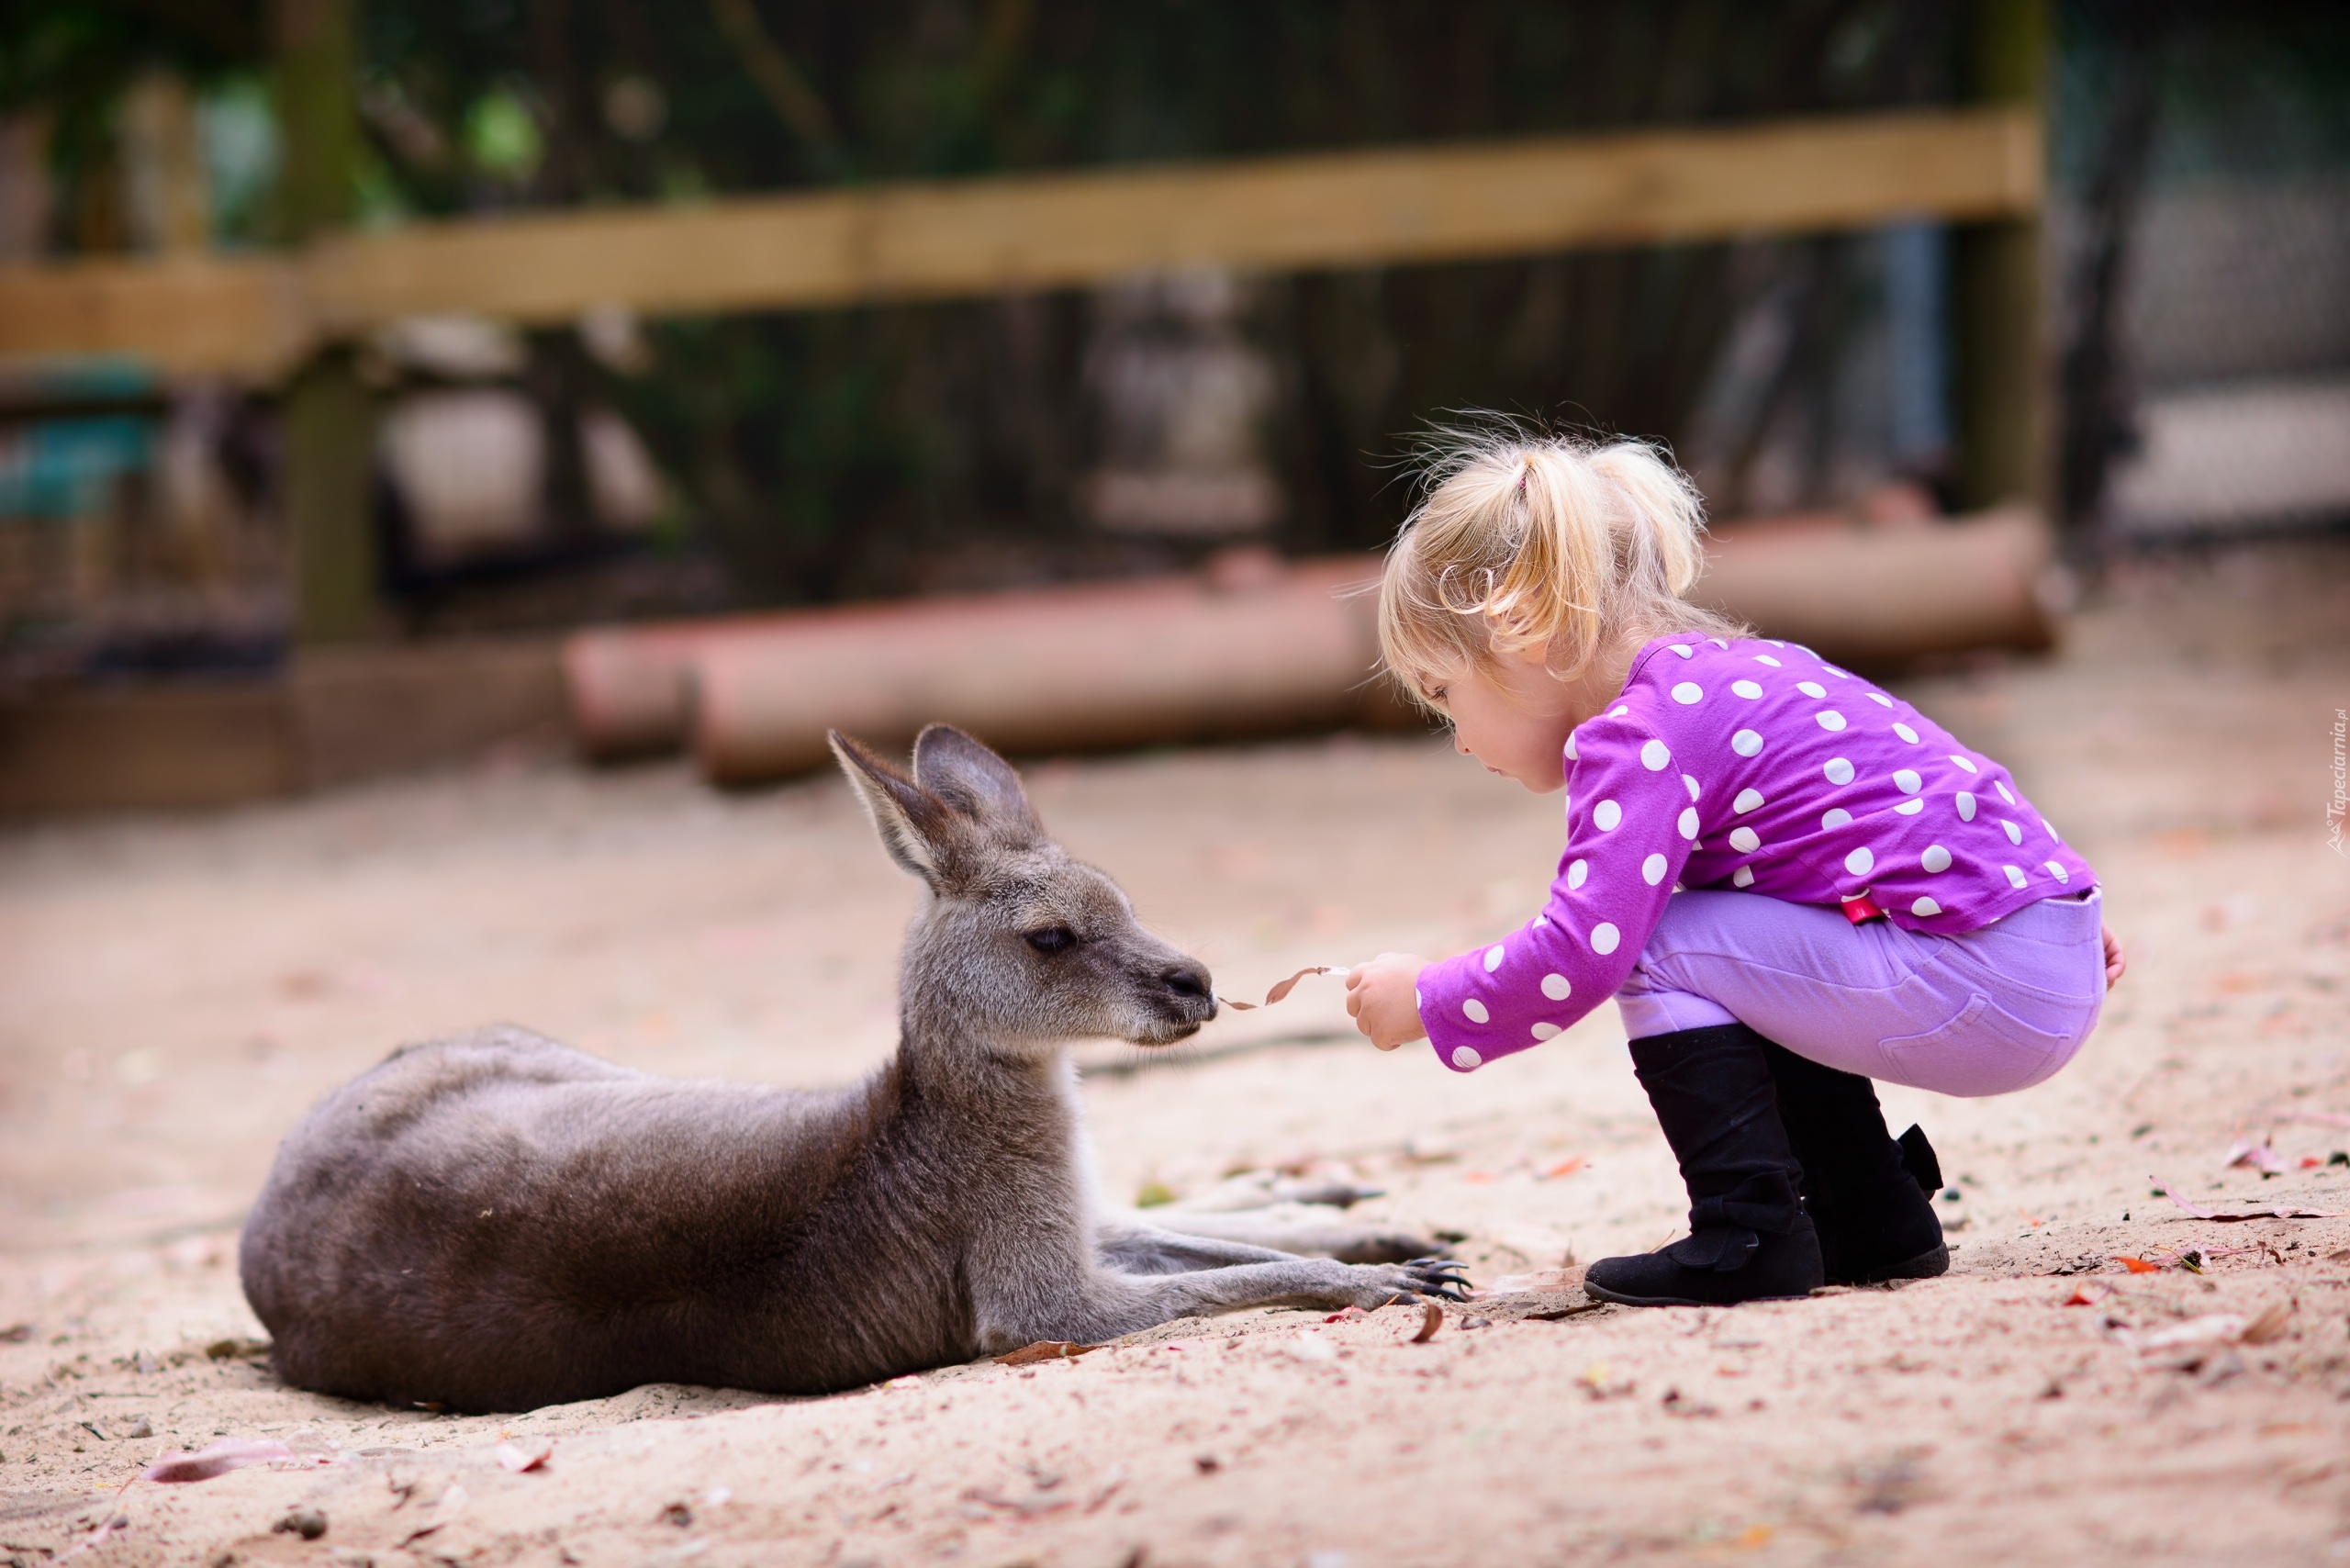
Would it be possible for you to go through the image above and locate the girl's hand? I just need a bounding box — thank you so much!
[2102,923,2127,990]
[1346,954,1430,1051]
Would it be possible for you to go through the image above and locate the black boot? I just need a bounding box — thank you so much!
[1761,1042,1948,1286]
[1583,1025,1825,1308]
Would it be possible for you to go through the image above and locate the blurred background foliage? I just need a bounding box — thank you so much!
[2,1,2345,618]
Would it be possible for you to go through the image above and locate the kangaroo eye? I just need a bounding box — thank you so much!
[1024,926,1078,955]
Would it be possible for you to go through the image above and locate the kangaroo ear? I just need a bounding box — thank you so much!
[911,724,1042,839]
[830,730,957,886]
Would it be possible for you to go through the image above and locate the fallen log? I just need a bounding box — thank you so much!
[1695,503,2056,665]
[558,507,2058,783]
[690,556,1392,785]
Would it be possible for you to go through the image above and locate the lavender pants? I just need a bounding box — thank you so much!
[1616,890,2106,1097]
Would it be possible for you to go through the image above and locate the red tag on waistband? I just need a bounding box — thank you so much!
[1841,895,1886,924]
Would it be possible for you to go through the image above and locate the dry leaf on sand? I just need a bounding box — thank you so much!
[1484,1267,1584,1296]
[2223,1137,2287,1175]
[142,1438,300,1484]
[1410,1301,1444,1342]
[2115,1314,2248,1352]
[2240,1301,2295,1345]
[496,1440,553,1473]
[2150,1175,2343,1222]
[995,1340,1107,1366]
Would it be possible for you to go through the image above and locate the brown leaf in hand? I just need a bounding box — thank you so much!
[1217,966,1342,1011]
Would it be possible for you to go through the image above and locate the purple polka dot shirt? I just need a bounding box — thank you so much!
[1416,634,2097,1073]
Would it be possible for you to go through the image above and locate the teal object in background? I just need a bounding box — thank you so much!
[0,359,160,521]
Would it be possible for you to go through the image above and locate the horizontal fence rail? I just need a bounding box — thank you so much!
[0,106,2037,379]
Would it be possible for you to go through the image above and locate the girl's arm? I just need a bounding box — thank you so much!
[1403,710,1699,1071]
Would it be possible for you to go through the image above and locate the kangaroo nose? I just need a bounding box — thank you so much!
[1160,963,1211,1002]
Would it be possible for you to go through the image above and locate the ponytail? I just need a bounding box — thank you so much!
[1377,421,1740,707]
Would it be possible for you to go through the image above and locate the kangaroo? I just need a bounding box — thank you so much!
[240,724,1466,1413]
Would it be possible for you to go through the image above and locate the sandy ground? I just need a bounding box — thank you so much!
[2,539,2347,1567]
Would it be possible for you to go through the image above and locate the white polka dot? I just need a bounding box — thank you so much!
[1529,1023,1561,1042]
[1995,780,2016,804]
[1753,654,1782,667]
[1797,680,1827,699]
[1591,923,1620,956]
[1732,788,1764,813]
[2045,861,2069,883]
[2001,820,2023,845]
[1564,733,1579,761]
[1729,826,1761,853]
[1627,852,1662,889]
[1893,722,1919,744]
[1893,768,1922,794]
[1893,798,1924,816]
[1817,711,1847,732]
[1416,987,1423,1007]
[1920,844,1952,874]
[1451,1046,1483,1070]
[1732,729,1764,756]
[1823,757,1854,785]
[1710,638,1729,649]
[1844,846,1874,877]
[1669,644,1694,658]
[1639,738,1671,770]
[1541,972,1572,1001]
[1462,998,1490,1024]
[1593,800,1622,831]
[1567,858,1588,890]
[1610,705,1628,717]
[1949,755,1978,774]
[1684,775,1701,801]
[2003,864,2029,889]
[1822,808,1852,830]
[1911,896,1942,917]
[2046,820,2062,841]
[1732,679,1763,699]
[1732,866,1755,888]
[1867,691,1895,707]
[1531,914,1548,927]
[1955,792,1976,821]
[1677,807,1700,839]
[1483,945,1506,972]
[1672,682,1704,705]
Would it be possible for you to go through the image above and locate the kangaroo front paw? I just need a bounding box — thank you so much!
[1345,1259,1472,1308]
[1402,1257,1473,1302]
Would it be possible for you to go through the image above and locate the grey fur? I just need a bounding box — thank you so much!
[240,724,1464,1413]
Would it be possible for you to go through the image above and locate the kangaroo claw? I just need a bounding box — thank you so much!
[1402,1260,1473,1301]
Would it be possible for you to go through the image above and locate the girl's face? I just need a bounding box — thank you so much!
[1427,636,1640,793]
[1427,645,1585,793]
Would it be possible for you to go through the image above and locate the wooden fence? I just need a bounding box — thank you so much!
[0,106,2037,379]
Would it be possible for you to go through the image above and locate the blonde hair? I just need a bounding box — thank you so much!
[1377,422,1742,709]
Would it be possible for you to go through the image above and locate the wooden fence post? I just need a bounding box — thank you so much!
[274,0,375,644]
[1954,0,2051,514]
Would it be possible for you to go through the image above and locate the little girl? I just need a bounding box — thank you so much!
[1345,430,2124,1308]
